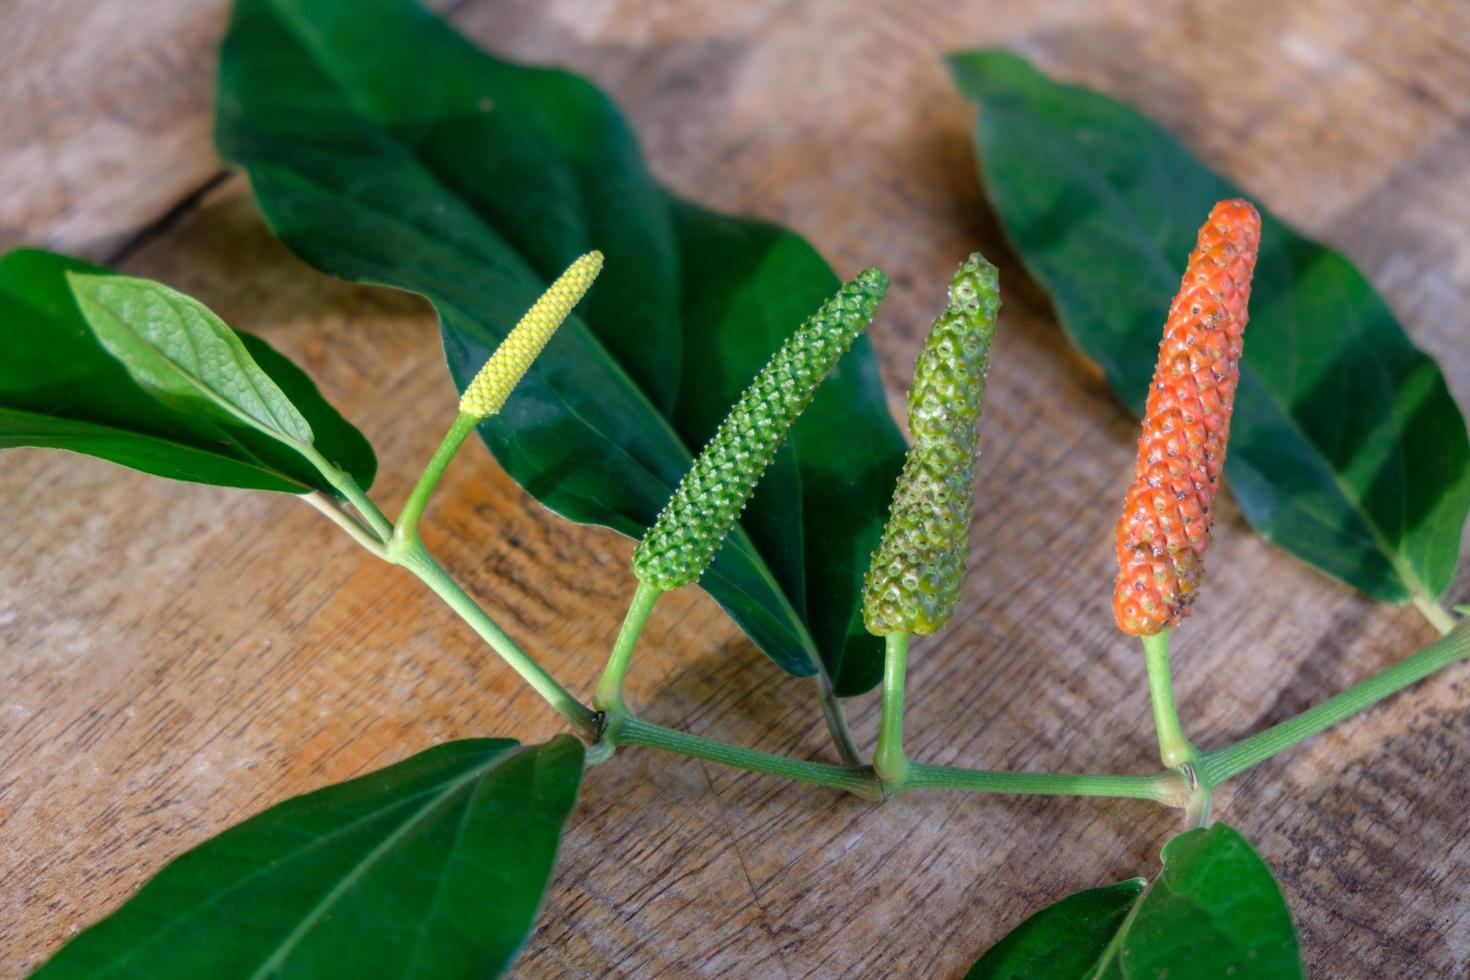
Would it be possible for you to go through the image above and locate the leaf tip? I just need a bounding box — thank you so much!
[62,268,106,298]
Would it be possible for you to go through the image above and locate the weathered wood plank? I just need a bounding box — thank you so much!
[2,1,1468,976]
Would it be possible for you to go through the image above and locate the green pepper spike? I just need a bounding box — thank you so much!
[863,254,1000,636]
[633,268,890,591]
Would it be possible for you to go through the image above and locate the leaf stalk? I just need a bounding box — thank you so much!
[1412,594,1457,636]
[814,673,864,768]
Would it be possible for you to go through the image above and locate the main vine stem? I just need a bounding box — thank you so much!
[396,546,599,739]
[1198,620,1470,787]
[304,411,1470,813]
[614,715,1187,804]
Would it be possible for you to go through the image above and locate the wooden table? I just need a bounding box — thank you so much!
[4,1,1469,976]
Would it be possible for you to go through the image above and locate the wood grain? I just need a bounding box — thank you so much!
[3,0,1469,976]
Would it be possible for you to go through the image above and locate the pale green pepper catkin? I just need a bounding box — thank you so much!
[863,254,1000,636]
[460,251,603,419]
[633,269,890,590]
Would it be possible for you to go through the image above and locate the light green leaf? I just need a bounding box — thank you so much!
[68,272,314,447]
[1,249,375,494]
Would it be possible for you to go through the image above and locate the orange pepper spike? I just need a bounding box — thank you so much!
[1113,199,1261,636]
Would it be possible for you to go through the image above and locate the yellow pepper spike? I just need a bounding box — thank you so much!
[459,250,604,418]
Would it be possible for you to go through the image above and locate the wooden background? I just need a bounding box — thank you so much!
[3,1,1469,975]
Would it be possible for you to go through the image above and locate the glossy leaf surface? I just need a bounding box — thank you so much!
[37,736,585,979]
[69,273,314,445]
[0,248,375,494]
[966,823,1301,979]
[950,49,1470,605]
[964,879,1144,979]
[216,0,906,692]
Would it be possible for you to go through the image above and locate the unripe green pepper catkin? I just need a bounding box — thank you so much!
[863,254,999,636]
[633,269,889,590]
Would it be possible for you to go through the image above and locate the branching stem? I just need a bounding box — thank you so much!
[391,412,478,555]
[295,413,1470,815]
[1198,621,1470,787]
[298,443,393,541]
[618,716,884,799]
[614,716,1188,806]
[397,544,599,739]
[899,761,1189,805]
[300,415,598,739]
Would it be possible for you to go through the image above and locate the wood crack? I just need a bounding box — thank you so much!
[105,169,232,267]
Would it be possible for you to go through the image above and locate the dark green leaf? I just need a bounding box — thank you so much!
[965,879,1144,979]
[215,0,905,693]
[36,736,584,979]
[949,49,1470,605]
[965,825,1300,979]
[1121,824,1302,978]
[0,249,375,494]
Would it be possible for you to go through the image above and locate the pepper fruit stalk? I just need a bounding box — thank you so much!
[864,254,1001,784]
[599,269,889,762]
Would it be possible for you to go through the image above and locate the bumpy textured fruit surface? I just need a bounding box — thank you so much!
[633,269,889,590]
[459,251,603,418]
[863,254,999,636]
[1113,199,1261,636]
